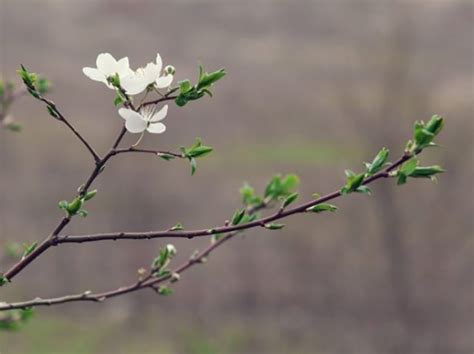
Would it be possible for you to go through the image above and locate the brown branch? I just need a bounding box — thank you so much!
[138,88,178,110]
[0,151,413,310]
[35,95,101,163]
[0,221,238,310]
[56,152,410,245]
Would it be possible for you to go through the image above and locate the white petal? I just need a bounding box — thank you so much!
[117,57,132,77]
[149,104,168,122]
[155,74,173,88]
[121,76,148,95]
[118,108,143,121]
[147,122,166,134]
[143,63,160,84]
[96,53,118,75]
[155,53,163,73]
[82,67,106,82]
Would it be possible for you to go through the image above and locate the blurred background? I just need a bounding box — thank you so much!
[0,1,473,353]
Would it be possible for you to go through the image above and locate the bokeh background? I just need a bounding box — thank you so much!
[0,1,473,353]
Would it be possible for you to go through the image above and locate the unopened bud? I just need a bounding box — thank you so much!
[164,65,175,75]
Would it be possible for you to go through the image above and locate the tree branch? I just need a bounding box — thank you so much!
[55,153,409,245]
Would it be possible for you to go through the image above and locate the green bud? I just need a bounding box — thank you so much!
[67,197,83,216]
[306,203,338,213]
[425,115,444,136]
[341,171,365,194]
[179,79,192,94]
[77,209,88,218]
[0,275,9,287]
[231,209,246,225]
[408,165,445,178]
[164,65,176,75]
[83,189,97,201]
[282,192,299,208]
[170,223,184,231]
[264,223,285,230]
[366,147,389,175]
[157,285,173,296]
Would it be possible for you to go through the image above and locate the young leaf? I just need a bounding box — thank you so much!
[306,203,338,213]
[366,147,389,175]
[264,223,285,230]
[231,208,246,225]
[21,242,37,259]
[400,158,418,176]
[83,189,97,201]
[282,192,299,208]
[356,185,372,195]
[170,223,184,231]
[408,165,445,178]
[158,285,173,296]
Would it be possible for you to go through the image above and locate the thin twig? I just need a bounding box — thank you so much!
[56,153,409,245]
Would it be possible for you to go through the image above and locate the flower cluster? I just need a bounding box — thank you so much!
[83,53,174,135]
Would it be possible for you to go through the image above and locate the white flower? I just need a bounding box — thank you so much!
[166,244,177,257]
[118,105,168,134]
[82,53,133,89]
[120,53,174,95]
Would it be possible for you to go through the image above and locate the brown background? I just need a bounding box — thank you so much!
[0,1,473,353]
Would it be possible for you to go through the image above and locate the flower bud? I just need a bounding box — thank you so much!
[164,65,175,75]
[166,244,177,257]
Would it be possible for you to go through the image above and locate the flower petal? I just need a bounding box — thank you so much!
[118,108,143,121]
[96,53,118,75]
[149,104,168,122]
[82,67,105,82]
[117,57,133,77]
[155,53,163,73]
[121,75,148,95]
[143,63,160,85]
[155,74,173,88]
[147,122,166,134]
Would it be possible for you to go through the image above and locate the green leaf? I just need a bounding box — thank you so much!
[178,79,192,94]
[66,197,83,216]
[186,145,213,158]
[341,172,365,194]
[36,77,50,94]
[425,115,444,136]
[397,173,408,185]
[77,209,88,218]
[157,285,173,296]
[46,106,59,119]
[159,153,176,161]
[231,208,246,225]
[281,174,300,192]
[400,158,418,175]
[83,189,97,201]
[4,242,22,258]
[113,91,125,106]
[197,68,227,89]
[366,147,389,175]
[175,94,188,107]
[189,157,197,175]
[21,242,37,259]
[4,122,22,132]
[408,165,445,178]
[282,192,299,208]
[58,200,68,210]
[356,185,372,195]
[306,203,338,213]
[264,223,285,230]
[240,182,256,206]
[17,65,35,88]
[170,223,184,231]
[0,275,9,287]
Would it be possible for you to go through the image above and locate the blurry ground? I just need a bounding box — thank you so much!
[0,1,473,353]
